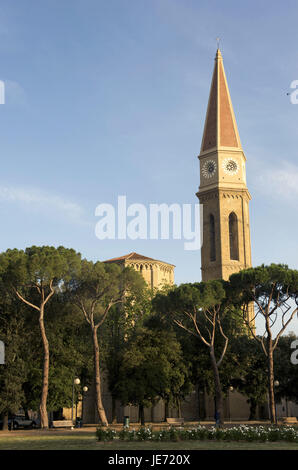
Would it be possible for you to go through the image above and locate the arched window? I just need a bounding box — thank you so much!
[210,214,216,261]
[229,212,239,260]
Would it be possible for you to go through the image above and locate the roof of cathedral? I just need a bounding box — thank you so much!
[103,252,175,266]
[200,49,242,153]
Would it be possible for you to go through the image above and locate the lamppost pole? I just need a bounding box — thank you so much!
[72,377,80,425]
[81,386,88,427]
[274,380,279,425]
[228,386,233,423]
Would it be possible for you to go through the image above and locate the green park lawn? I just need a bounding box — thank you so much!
[0,429,298,450]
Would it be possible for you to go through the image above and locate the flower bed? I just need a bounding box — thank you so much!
[96,425,298,443]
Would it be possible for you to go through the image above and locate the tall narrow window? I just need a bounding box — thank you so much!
[210,214,216,261]
[229,212,239,260]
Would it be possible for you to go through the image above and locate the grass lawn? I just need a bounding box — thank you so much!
[0,429,298,450]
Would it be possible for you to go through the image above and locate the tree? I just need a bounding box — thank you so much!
[274,333,298,411]
[21,293,93,416]
[101,286,153,423]
[0,297,27,430]
[69,260,145,426]
[153,280,233,426]
[229,264,298,423]
[151,296,212,420]
[2,246,81,428]
[115,325,190,425]
[229,335,268,419]
[143,315,193,419]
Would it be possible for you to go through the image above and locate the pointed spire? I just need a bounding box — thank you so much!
[200,49,241,153]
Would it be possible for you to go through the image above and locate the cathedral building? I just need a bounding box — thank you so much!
[82,49,258,424]
[104,252,175,289]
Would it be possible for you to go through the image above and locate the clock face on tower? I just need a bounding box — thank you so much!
[202,159,217,179]
[222,158,239,175]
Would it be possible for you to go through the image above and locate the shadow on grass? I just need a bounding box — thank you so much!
[0,434,298,450]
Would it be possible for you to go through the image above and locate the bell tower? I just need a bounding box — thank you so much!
[196,49,252,281]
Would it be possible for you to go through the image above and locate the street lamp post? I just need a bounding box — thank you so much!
[81,386,88,427]
[274,380,279,425]
[72,377,80,426]
[228,386,233,422]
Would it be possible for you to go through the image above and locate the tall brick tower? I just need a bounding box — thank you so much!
[196,49,252,282]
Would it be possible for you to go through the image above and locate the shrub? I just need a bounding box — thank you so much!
[95,425,298,443]
[96,427,117,441]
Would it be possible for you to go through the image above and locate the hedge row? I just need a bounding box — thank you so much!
[96,424,298,442]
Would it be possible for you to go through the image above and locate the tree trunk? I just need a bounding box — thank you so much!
[164,400,169,422]
[267,337,276,424]
[177,399,182,418]
[139,404,145,426]
[209,346,224,426]
[249,399,257,420]
[112,397,117,424]
[92,326,108,426]
[39,304,49,429]
[200,384,207,420]
[2,414,8,431]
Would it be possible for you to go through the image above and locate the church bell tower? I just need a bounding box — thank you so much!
[196,49,252,281]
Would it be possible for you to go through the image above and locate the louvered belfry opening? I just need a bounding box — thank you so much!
[229,212,239,261]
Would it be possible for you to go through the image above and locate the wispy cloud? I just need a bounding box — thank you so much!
[253,161,298,201]
[0,185,89,225]
[4,80,27,106]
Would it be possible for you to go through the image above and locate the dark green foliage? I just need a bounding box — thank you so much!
[274,333,298,404]
[115,326,191,414]
[69,260,146,325]
[227,335,268,419]
[0,247,90,421]
[1,248,298,428]
[229,264,298,423]
[22,295,92,412]
[229,264,298,315]
[0,303,27,417]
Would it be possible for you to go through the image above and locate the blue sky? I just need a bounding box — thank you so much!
[0,0,298,334]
